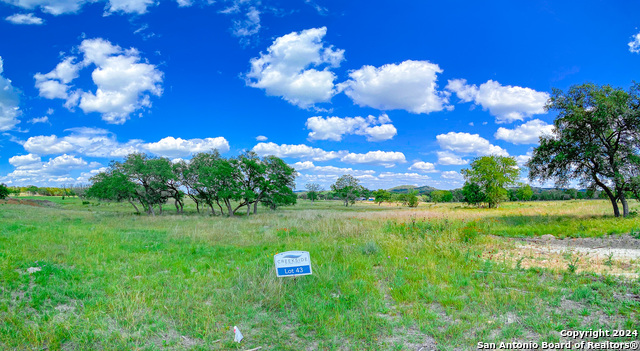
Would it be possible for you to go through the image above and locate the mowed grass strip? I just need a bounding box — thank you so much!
[0,198,639,350]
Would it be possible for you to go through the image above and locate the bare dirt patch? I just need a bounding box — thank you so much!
[488,234,640,278]
[0,198,57,207]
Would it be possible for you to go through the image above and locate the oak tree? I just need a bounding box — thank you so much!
[527,83,640,217]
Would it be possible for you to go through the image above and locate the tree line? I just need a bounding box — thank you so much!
[4,83,640,218]
[86,151,296,216]
[2,185,78,198]
[298,168,608,209]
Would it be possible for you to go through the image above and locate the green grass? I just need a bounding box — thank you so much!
[0,198,639,350]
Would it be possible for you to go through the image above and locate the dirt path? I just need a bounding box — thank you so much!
[0,198,57,207]
[489,234,640,278]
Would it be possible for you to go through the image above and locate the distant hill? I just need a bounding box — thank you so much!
[387,185,439,195]
[387,185,416,193]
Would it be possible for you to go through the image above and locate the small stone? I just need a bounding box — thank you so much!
[540,234,556,240]
[27,267,41,274]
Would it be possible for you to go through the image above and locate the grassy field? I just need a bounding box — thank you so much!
[1,198,639,350]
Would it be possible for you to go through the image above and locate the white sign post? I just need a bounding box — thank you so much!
[274,251,312,277]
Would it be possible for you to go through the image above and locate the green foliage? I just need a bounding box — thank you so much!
[566,256,580,274]
[462,155,519,208]
[372,189,392,205]
[0,183,9,199]
[259,155,297,210]
[528,83,640,217]
[86,170,139,212]
[118,153,176,215]
[430,190,453,203]
[331,174,366,206]
[391,191,419,207]
[86,151,295,217]
[407,193,419,207]
[462,182,485,206]
[305,183,321,202]
[516,185,533,201]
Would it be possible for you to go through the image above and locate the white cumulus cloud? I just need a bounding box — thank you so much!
[494,119,554,144]
[629,33,640,53]
[23,135,77,155]
[408,161,438,173]
[5,13,44,24]
[8,153,42,168]
[436,151,468,165]
[441,170,463,180]
[515,149,534,167]
[105,0,155,14]
[142,136,230,158]
[28,116,50,124]
[22,128,229,158]
[0,57,21,131]
[340,150,406,168]
[291,161,376,176]
[436,132,508,156]
[306,113,396,142]
[1,0,87,15]
[5,153,102,185]
[252,142,346,161]
[245,27,345,108]
[446,79,549,123]
[34,57,81,101]
[1,0,159,15]
[35,38,163,124]
[338,60,450,114]
[374,172,432,186]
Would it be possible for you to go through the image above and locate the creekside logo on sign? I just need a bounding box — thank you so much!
[274,251,312,277]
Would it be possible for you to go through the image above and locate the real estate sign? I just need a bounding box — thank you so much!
[274,251,312,277]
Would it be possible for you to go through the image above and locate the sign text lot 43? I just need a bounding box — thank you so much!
[274,251,312,277]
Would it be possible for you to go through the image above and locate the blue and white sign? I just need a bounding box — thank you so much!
[274,251,312,277]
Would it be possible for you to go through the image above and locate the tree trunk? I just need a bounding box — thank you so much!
[598,184,620,217]
[607,193,620,217]
[209,204,216,216]
[174,199,180,213]
[620,192,630,217]
[148,205,155,216]
[253,201,258,214]
[158,203,163,215]
[179,201,184,214]
[247,203,251,216]
[233,201,248,214]
[225,199,234,217]
[128,199,140,213]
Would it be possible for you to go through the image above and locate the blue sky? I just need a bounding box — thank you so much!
[1,0,639,190]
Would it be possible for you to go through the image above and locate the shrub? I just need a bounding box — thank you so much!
[360,241,380,255]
